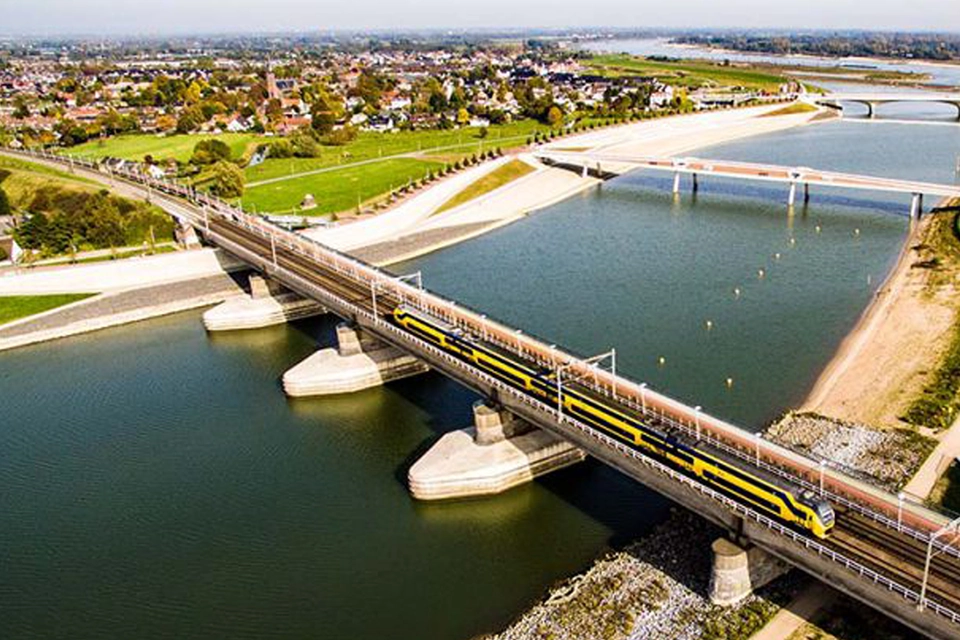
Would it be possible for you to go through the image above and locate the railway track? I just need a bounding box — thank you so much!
[209,216,960,619]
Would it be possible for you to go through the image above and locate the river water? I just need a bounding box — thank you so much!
[3,105,960,638]
[577,37,960,88]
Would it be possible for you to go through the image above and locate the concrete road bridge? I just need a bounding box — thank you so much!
[8,147,960,639]
[534,151,960,217]
[811,92,960,120]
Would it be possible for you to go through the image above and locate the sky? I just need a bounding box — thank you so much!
[2,0,960,37]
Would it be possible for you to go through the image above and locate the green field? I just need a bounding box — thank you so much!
[0,293,96,325]
[435,159,535,214]
[242,157,444,215]
[586,54,789,91]
[67,133,261,163]
[245,120,546,185]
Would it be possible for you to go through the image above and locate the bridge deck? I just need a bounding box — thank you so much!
[537,152,960,198]
[9,148,960,639]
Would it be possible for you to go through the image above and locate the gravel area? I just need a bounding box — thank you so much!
[351,221,497,266]
[491,509,795,640]
[765,412,937,492]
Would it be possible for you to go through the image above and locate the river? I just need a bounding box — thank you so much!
[2,108,959,638]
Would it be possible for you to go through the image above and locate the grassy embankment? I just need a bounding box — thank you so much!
[0,294,95,325]
[433,159,535,215]
[585,54,791,91]
[0,155,177,260]
[902,210,960,432]
[761,102,820,117]
[0,154,99,206]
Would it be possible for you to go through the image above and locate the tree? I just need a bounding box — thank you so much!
[176,106,206,134]
[0,186,9,216]
[310,86,343,135]
[210,161,245,198]
[323,126,357,146]
[547,106,564,127]
[190,139,232,165]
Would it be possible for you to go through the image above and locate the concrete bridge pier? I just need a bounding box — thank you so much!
[709,537,791,606]
[672,172,681,195]
[804,182,810,204]
[407,400,586,500]
[692,173,699,193]
[581,164,588,179]
[203,274,326,331]
[282,322,429,396]
[787,182,798,207]
[910,193,924,222]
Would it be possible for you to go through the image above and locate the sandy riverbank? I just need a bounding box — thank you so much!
[801,211,960,429]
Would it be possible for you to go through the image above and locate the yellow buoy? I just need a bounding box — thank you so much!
[705,320,713,330]
[758,268,765,279]
[658,356,666,367]
[726,377,734,388]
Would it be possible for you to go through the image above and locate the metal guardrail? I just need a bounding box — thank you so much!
[9,146,960,626]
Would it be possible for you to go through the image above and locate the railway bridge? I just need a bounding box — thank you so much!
[8,147,960,639]
[534,150,960,217]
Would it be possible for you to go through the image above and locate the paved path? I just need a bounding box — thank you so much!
[904,415,960,499]
[749,584,836,640]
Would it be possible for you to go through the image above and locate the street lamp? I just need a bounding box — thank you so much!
[694,405,702,440]
[639,383,648,413]
[754,432,762,466]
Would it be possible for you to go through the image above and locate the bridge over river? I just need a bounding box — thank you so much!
[535,150,960,215]
[810,92,960,120]
[8,148,960,639]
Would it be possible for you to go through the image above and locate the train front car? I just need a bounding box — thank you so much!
[390,305,836,539]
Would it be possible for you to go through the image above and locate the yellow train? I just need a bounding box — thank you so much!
[392,305,835,539]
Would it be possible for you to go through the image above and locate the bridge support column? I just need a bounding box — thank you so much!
[673,172,681,194]
[868,102,877,119]
[175,221,201,249]
[407,400,586,500]
[203,274,326,331]
[282,322,428,396]
[910,193,923,223]
[804,183,810,204]
[581,164,588,179]
[709,537,791,606]
[692,173,699,193]
[788,182,797,207]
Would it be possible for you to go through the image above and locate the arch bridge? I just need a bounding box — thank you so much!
[811,92,960,120]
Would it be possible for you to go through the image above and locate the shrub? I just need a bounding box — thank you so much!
[190,139,232,165]
[210,161,245,198]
